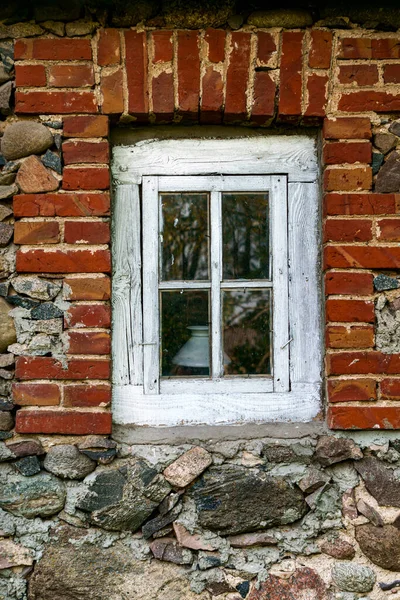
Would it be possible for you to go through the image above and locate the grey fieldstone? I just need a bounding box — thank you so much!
[355,457,400,507]
[0,81,13,116]
[111,0,159,26]
[372,152,384,175]
[65,20,98,36]
[0,297,16,353]
[77,459,171,532]
[6,295,40,310]
[0,354,13,369]
[0,64,12,85]
[191,464,308,535]
[30,302,63,320]
[298,468,330,494]
[0,283,8,297]
[0,171,16,185]
[0,471,66,518]
[374,274,399,291]
[142,503,181,538]
[29,530,210,600]
[356,499,384,527]
[0,222,13,247]
[332,561,376,593]
[41,21,66,36]
[0,411,13,431]
[0,400,14,411]
[389,120,400,137]
[356,524,400,571]
[5,439,44,458]
[0,442,14,461]
[374,132,397,154]
[1,122,53,161]
[41,150,62,175]
[12,276,62,300]
[227,14,244,29]
[247,9,313,27]
[42,120,63,130]
[33,1,82,21]
[375,151,400,193]
[0,184,18,200]
[314,436,362,466]
[14,456,41,477]
[44,445,96,480]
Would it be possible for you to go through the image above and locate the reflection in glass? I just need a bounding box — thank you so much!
[160,193,209,281]
[222,193,269,280]
[161,290,210,377]
[223,289,271,375]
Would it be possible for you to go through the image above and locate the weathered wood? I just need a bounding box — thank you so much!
[111,184,143,386]
[112,137,318,184]
[288,182,322,386]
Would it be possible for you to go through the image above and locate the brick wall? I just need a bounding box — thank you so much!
[6,27,400,433]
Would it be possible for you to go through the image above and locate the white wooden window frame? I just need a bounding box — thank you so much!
[111,135,322,427]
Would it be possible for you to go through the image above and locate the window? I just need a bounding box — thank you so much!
[112,135,322,427]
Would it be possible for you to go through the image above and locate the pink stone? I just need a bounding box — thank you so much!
[16,155,59,193]
[163,446,212,488]
[248,567,326,600]
[342,489,358,520]
[320,537,356,560]
[173,522,216,551]
[227,532,278,548]
[149,537,193,565]
[0,540,33,569]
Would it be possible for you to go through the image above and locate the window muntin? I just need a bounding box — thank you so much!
[143,175,289,396]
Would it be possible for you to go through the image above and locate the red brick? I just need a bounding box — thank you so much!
[328,406,400,430]
[62,167,109,191]
[152,30,173,63]
[257,32,276,63]
[65,304,111,328]
[66,331,111,355]
[205,29,225,63]
[326,299,374,323]
[328,378,376,402]
[63,276,111,300]
[125,30,148,119]
[325,245,400,269]
[324,167,372,192]
[339,91,400,113]
[200,66,223,124]
[15,91,97,114]
[13,382,60,406]
[278,31,303,117]
[251,71,276,123]
[15,38,92,61]
[326,325,374,348]
[47,65,94,88]
[323,141,372,165]
[380,378,400,400]
[377,218,400,241]
[63,115,109,138]
[62,141,109,165]
[324,218,372,242]
[324,193,397,216]
[152,71,174,120]
[16,248,111,273]
[327,351,400,375]
[309,30,333,69]
[97,29,120,66]
[15,356,110,380]
[177,31,200,119]
[338,64,379,86]
[14,221,60,244]
[305,73,328,117]
[101,67,124,115]
[13,193,110,217]
[64,221,110,244]
[383,64,400,84]
[325,271,374,295]
[15,64,46,87]
[339,37,400,60]
[16,409,111,435]
[64,384,111,407]
[225,32,251,122]
[323,117,371,140]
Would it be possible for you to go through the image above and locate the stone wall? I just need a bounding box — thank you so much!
[1,3,400,599]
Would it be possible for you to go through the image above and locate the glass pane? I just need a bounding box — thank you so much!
[223,289,271,375]
[161,290,210,377]
[222,193,270,280]
[160,193,209,281]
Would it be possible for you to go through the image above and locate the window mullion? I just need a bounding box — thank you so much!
[210,190,223,379]
[142,176,160,394]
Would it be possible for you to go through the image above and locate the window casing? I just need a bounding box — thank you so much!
[112,135,322,427]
